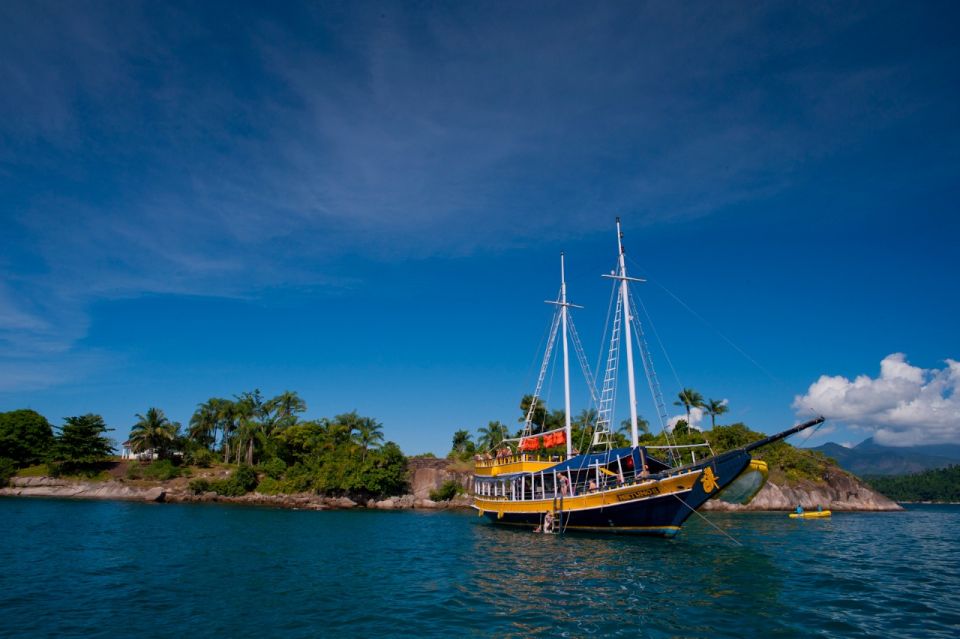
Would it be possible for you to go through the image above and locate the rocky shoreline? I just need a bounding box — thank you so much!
[3,467,902,513]
[0,476,473,511]
[702,468,902,511]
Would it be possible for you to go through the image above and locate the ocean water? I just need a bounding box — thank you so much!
[1,499,958,638]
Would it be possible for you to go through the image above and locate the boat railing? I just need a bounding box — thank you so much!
[474,453,568,469]
[644,442,715,466]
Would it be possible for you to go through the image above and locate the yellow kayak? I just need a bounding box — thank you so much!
[789,510,831,518]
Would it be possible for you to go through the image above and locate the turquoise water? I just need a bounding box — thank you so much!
[1,499,958,638]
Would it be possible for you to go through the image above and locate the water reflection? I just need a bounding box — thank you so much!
[460,518,782,637]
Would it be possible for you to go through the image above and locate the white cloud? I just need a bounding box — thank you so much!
[668,406,706,432]
[793,353,960,446]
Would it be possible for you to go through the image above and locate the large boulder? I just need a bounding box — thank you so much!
[407,458,473,499]
[702,469,901,511]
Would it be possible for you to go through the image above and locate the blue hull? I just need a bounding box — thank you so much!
[482,449,753,537]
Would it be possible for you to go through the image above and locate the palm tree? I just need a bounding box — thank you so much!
[351,416,384,462]
[674,388,705,429]
[216,400,238,464]
[704,398,728,429]
[477,421,508,450]
[618,416,650,438]
[573,408,597,429]
[189,399,224,450]
[232,391,262,465]
[129,408,179,460]
[451,429,474,456]
[263,391,307,432]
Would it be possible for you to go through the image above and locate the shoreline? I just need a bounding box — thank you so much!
[0,476,472,511]
[1,474,905,512]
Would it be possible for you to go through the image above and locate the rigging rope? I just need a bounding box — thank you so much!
[626,255,782,385]
[671,494,742,546]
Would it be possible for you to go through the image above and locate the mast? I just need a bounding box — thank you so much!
[544,253,582,455]
[560,253,573,458]
[617,220,640,446]
[601,218,646,447]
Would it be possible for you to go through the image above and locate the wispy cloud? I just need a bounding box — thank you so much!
[0,1,953,390]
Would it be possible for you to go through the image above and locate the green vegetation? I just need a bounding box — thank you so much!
[180,394,408,497]
[209,465,259,496]
[1,391,409,499]
[0,457,15,487]
[449,429,475,461]
[430,479,464,502]
[129,408,180,460]
[0,409,54,466]
[674,388,705,429]
[127,459,183,481]
[865,466,960,502]
[188,478,212,494]
[48,414,115,476]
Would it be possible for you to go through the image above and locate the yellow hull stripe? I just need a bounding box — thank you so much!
[473,470,702,515]
[488,520,681,532]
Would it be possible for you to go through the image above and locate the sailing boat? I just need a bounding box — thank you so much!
[472,219,823,536]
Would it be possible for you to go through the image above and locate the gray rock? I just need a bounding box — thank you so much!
[143,487,166,502]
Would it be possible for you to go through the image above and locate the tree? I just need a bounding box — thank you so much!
[573,408,597,429]
[189,398,228,451]
[51,414,114,471]
[477,421,508,451]
[706,423,762,452]
[617,415,651,444]
[234,390,266,465]
[263,391,307,433]
[0,409,54,466]
[351,415,384,462]
[704,398,728,429]
[450,429,475,459]
[130,408,180,460]
[519,395,565,432]
[674,388,705,428]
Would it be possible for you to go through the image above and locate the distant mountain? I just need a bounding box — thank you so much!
[809,438,960,476]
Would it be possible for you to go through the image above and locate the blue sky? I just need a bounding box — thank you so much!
[1,1,958,454]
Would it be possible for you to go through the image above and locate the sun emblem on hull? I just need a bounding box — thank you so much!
[700,467,719,493]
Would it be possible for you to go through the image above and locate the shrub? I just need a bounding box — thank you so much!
[259,457,287,480]
[141,459,182,481]
[429,480,464,502]
[188,478,211,494]
[277,464,315,494]
[126,464,144,480]
[256,476,282,495]
[185,448,216,468]
[0,457,15,487]
[209,465,259,496]
[233,465,258,491]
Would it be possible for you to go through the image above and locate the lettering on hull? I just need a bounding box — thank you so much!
[615,485,661,502]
